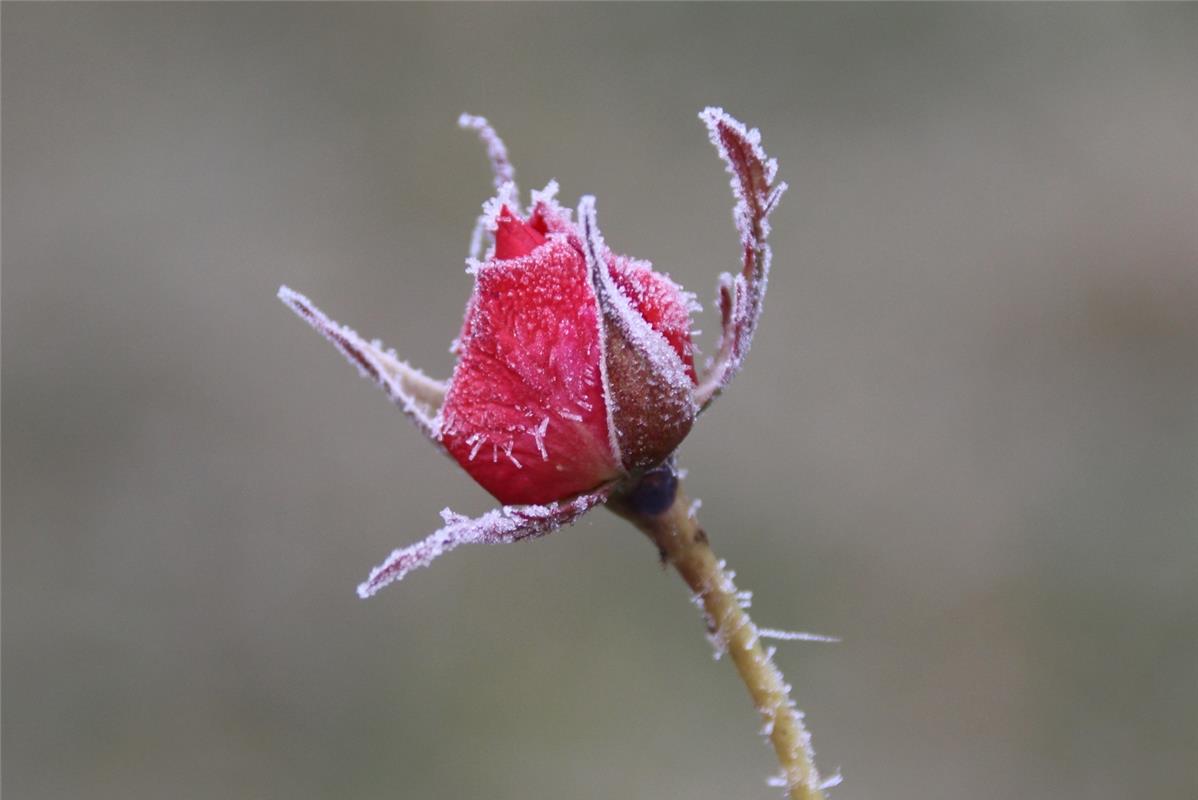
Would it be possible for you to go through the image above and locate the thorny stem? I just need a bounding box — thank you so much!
[608,468,828,800]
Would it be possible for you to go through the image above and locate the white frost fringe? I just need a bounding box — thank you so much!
[458,113,517,193]
[357,485,611,598]
[277,286,446,440]
[695,107,788,410]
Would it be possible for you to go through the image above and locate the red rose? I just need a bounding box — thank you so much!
[279,108,784,597]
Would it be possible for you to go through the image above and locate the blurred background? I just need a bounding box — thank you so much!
[4,5,1196,799]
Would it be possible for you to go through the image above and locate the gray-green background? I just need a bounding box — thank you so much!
[5,4,1196,799]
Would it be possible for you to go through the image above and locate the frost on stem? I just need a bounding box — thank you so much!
[357,484,612,598]
[769,767,841,794]
[278,286,446,441]
[757,628,841,644]
[695,107,788,410]
[820,772,844,791]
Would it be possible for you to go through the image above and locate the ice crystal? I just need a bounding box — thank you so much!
[821,771,844,790]
[757,627,841,644]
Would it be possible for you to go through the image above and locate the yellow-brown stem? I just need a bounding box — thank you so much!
[609,484,827,800]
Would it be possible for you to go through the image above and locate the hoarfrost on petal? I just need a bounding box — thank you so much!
[529,179,559,208]
[469,182,522,261]
[576,199,624,469]
[528,180,575,233]
[578,197,697,471]
[440,233,620,505]
[466,433,485,462]
[695,107,788,410]
[277,286,445,442]
[532,417,550,460]
[821,771,844,790]
[357,485,612,598]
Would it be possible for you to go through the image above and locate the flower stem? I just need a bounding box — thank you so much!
[609,474,828,800]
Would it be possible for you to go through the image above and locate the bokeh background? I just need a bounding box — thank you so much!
[4,5,1196,799]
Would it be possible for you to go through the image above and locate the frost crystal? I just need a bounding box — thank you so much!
[766,770,789,788]
[357,485,611,598]
[757,627,841,644]
[820,771,844,790]
[707,630,728,660]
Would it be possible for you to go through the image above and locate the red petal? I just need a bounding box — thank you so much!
[493,206,547,260]
[528,200,575,236]
[441,236,620,505]
[577,200,697,473]
[608,257,698,383]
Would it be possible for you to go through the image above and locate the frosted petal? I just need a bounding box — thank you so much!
[278,286,445,441]
[695,108,788,410]
[439,234,621,505]
[357,485,612,597]
[527,180,575,235]
[608,255,699,381]
[578,197,697,472]
[467,181,521,262]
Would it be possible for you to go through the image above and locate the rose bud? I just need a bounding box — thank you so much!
[278,108,784,596]
[439,189,700,506]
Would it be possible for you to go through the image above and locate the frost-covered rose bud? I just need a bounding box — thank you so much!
[439,194,699,505]
[279,108,784,595]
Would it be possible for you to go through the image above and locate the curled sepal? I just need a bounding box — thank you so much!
[278,286,446,441]
[460,113,518,261]
[695,107,788,410]
[458,113,517,194]
[357,484,613,598]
